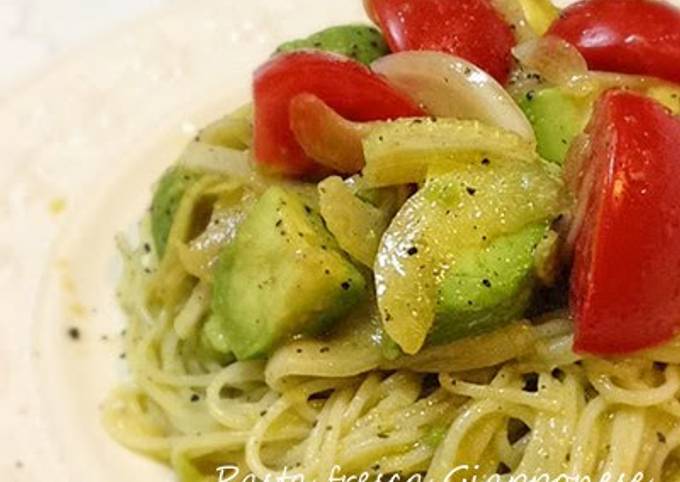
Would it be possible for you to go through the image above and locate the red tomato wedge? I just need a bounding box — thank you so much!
[365,0,516,84]
[253,51,424,176]
[571,90,680,355]
[548,0,680,84]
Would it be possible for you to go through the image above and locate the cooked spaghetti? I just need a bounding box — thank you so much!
[103,2,680,481]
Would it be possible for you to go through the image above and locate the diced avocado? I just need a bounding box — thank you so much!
[197,315,235,366]
[275,25,389,65]
[519,88,591,165]
[212,186,367,360]
[374,154,569,355]
[151,167,201,258]
[375,156,567,354]
[428,223,548,345]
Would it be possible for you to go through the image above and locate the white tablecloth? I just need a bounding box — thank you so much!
[0,0,173,92]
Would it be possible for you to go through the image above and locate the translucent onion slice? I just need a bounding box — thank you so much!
[512,36,596,96]
[514,36,680,109]
[178,141,253,179]
[372,51,536,142]
[374,161,565,354]
[362,117,537,188]
[196,103,253,150]
[289,93,374,174]
[517,0,559,36]
[318,176,390,267]
[384,322,537,373]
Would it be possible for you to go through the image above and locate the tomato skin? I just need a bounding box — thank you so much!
[367,0,516,84]
[253,51,424,176]
[571,90,680,355]
[548,0,680,84]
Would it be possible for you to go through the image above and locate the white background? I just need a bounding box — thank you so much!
[0,0,172,92]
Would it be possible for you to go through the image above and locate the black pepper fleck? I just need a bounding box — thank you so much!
[522,373,539,392]
[407,247,419,256]
[68,327,80,341]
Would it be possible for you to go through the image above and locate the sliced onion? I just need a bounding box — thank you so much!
[489,0,537,42]
[514,37,680,105]
[289,93,374,174]
[513,36,595,96]
[178,141,253,178]
[372,51,536,142]
[383,322,537,373]
[318,176,390,267]
[517,0,559,36]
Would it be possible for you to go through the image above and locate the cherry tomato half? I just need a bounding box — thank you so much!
[253,51,424,176]
[549,0,680,84]
[571,90,680,355]
[366,0,516,84]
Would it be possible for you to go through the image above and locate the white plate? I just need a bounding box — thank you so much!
[0,1,364,480]
[2,0,679,480]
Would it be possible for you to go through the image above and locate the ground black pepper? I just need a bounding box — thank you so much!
[68,327,80,341]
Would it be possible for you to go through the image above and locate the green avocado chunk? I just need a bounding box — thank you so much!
[519,88,591,165]
[211,186,367,360]
[374,152,566,354]
[428,223,548,345]
[275,25,390,65]
[151,167,201,258]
